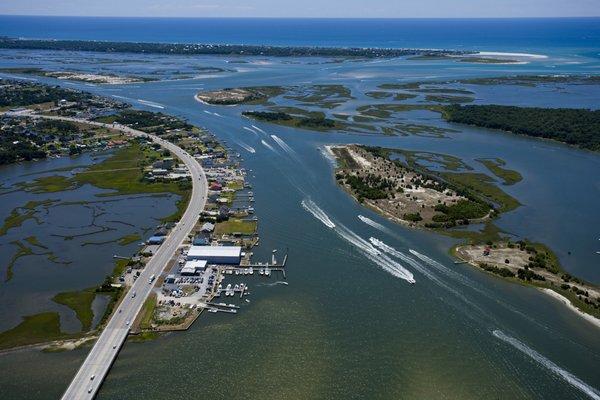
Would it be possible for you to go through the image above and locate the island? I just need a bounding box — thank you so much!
[0,37,473,58]
[330,144,493,228]
[443,104,600,151]
[0,67,155,84]
[195,86,285,105]
[329,144,600,322]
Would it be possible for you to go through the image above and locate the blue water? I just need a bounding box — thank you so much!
[1,16,599,55]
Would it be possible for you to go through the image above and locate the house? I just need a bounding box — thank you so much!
[201,222,215,233]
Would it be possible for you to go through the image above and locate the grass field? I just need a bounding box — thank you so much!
[0,312,70,350]
[215,219,257,235]
[138,293,157,330]
[476,158,523,185]
[442,172,521,213]
[118,234,142,246]
[53,288,97,331]
[19,175,78,193]
[0,200,56,236]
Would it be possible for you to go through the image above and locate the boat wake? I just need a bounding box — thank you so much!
[203,110,222,117]
[243,126,258,135]
[493,330,600,400]
[235,141,256,153]
[409,248,486,289]
[137,99,165,109]
[369,238,489,309]
[270,134,293,152]
[270,135,299,160]
[260,139,277,153]
[257,281,289,287]
[251,125,266,134]
[301,199,336,229]
[358,215,393,235]
[336,226,415,283]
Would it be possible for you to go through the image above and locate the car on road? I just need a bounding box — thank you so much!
[131,291,136,298]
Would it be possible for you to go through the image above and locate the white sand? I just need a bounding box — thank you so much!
[478,51,548,59]
[541,288,600,329]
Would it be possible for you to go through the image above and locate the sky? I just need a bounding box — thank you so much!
[0,0,598,18]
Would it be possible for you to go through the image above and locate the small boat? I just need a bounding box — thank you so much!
[249,269,254,275]
[265,268,271,277]
[259,269,264,275]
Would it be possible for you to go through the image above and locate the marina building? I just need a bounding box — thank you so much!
[186,245,242,264]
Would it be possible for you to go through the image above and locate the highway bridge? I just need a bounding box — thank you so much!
[23,115,208,399]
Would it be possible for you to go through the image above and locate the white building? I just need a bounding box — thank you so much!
[181,259,207,275]
[186,245,242,264]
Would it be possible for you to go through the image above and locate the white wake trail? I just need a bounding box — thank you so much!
[358,215,394,235]
[493,330,600,400]
[235,141,256,153]
[261,139,278,153]
[270,135,296,155]
[301,199,336,229]
[137,99,165,109]
[370,238,487,311]
[337,227,415,283]
[243,126,258,135]
[409,248,479,288]
[251,125,267,134]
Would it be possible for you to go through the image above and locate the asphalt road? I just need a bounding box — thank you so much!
[25,116,209,400]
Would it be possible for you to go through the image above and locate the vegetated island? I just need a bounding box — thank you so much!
[330,145,500,229]
[329,144,600,323]
[0,67,155,84]
[195,86,285,105]
[443,104,600,152]
[0,37,472,58]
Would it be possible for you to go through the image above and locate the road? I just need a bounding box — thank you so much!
[21,115,208,399]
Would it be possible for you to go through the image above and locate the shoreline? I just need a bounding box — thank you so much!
[541,288,600,329]
[453,245,600,329]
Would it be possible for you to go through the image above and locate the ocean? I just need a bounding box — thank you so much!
[0,16,599,56]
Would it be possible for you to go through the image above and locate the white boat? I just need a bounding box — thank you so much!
[259,269,264,275]
[249,269,254,275]
[265,268,271,277]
